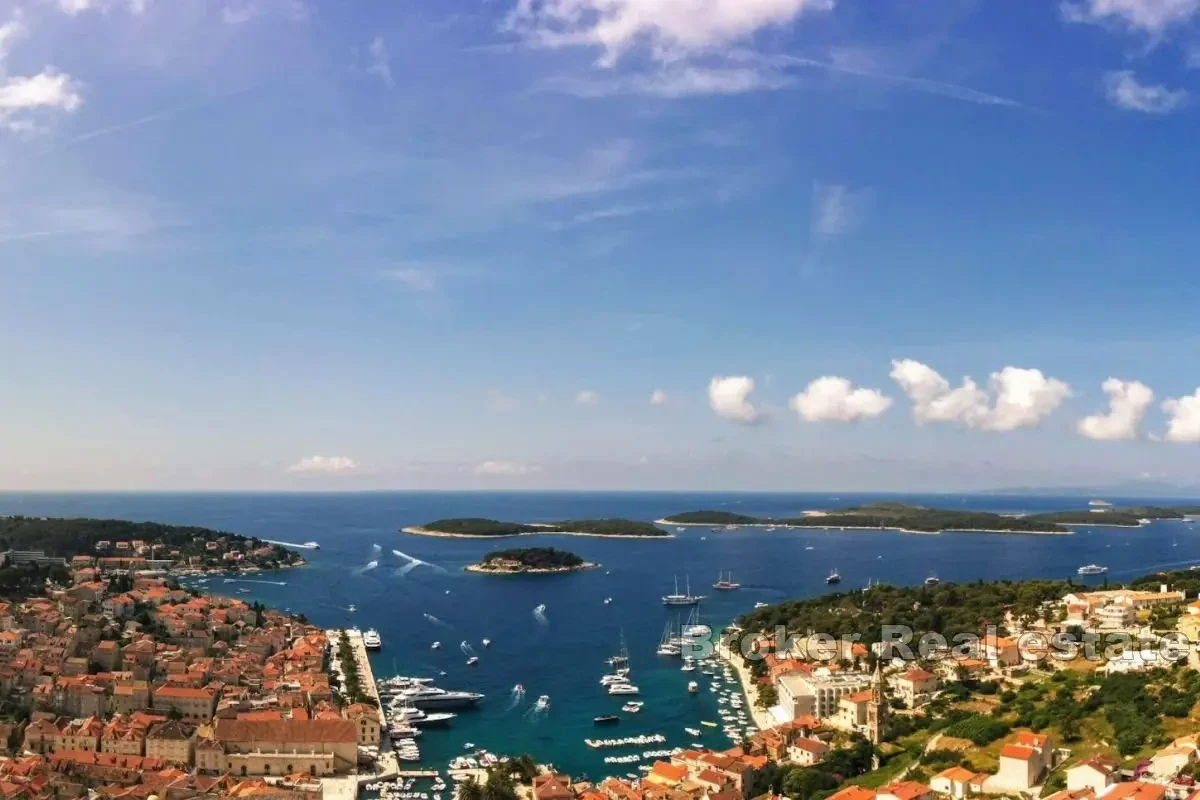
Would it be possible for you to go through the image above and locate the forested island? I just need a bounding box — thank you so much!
[660,502,1070,534]
[403,517,669,538]
[0,516,304,570]
[1024,506,1200,527]
[467,547,597,575]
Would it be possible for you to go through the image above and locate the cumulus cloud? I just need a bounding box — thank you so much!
[1162,388,1200,443]
[889,359,1070,432]
[1062,0,1200,34]
[650,389,669,406]
[1105,70,1187,113]
[709,376,764,424]
[812,183,868,237]
[575,390,599,405]
[368,36,394,88]
[1078,378,1155,440]
[287,455,359,474]
[0,70,83,112]
[789,377,892,423]
[505,0,835,67]
[473,460,542,476]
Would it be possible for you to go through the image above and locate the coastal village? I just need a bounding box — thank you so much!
[2,522,1200,800]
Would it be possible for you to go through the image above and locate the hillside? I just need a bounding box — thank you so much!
[662,503,1068,534]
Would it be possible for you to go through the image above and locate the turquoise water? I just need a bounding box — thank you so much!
[1,491,1198,779]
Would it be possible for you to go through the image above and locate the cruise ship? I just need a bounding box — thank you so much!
[363,629,382,650]
[399,685,485,710]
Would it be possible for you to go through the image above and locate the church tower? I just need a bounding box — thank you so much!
[866,660,890,745]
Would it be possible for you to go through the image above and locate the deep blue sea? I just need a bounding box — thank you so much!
[1,491,1198,779]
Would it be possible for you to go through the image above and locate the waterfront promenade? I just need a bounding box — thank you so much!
[716,638,776,731]
[328,628,399,787]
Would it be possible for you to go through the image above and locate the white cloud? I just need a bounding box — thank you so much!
[368,36,394,88]
[384,267,438,292]
[221,3,260,24]
[473,460,542,476]
[650,389,669,406]
[505,0,835,67]
[889,359,1070,432]
[286,455,359,474]
[547,65,792,97]
[487,390,519,413]
[0,18,26,62]
[53,0,150,14]
[1162,388,1200,443]
[0,70,83,113]
[789,376,892,423]
[709,375,764,424]
[1105,70,1187,113]
[812,183,868,237]
[1078,378,1155,440]
[1062,0,1200,34]
[575,390,599,405]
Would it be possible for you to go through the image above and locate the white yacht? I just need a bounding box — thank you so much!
[534,695,551,711]
[608,682,640,696]
[1077,564,1108,576]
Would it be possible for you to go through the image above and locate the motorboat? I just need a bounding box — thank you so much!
[534,695,550,711]
[431,641,441,650]
[466,656,479,667]
[924,574,939,587]
[594,715,619,725]
[621,701,643,713]
[608,682,640,696]
[826,569,841,584]
[753,601,769,609]
[482,638,491,648]
[687,681,699,693]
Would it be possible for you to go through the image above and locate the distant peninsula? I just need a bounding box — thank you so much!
[403,517,670,538]
[659,503,1070,535]
[467,547,597,575]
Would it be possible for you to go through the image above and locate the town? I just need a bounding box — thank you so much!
[0,523,1199,800]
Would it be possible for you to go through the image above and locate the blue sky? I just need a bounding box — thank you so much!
[1,0,1200,491]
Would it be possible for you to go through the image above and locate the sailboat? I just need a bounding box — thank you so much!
[662,575,704,606]
[656,619,682,656]
[681,605,712,640]
[712,571,741,591]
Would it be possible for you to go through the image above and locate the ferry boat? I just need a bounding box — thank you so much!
[1077,564,1108,576]
[826,569,841,585]
[363,629,382,650]
[662,576,704,606]
[712,571,741,591]
[924,574,940,587]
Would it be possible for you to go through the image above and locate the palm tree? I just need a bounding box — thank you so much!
[458,778,484,800]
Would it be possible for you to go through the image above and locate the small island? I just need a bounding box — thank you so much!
[403,517,670,538]
[1024,505,1200,527]
[467,547,598,575]
[659,502,1070,535]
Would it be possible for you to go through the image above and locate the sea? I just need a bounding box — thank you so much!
[0,490,1197,780]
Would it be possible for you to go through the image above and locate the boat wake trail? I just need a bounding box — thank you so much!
[372,543,382,554]
[356,560,379,575]
[392,549,450,576]
[505,684,526,712]
[533,604,548,626]
[263,539,319,550]
[393,562,420,579]
[227,579,288,586]
[423,613,450,628]
[460,641,476,656]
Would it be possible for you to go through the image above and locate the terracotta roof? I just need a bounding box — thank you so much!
[1000,745,1037,761]
[213,717,356,744]
[791,738,829,755]
[650,762,688,783]
[1103,783,1167,800]
[880,781,931,800]
[934,767,978,783]
[828,787,878,800]
[1015,731,1048,748]
[901,669,936,682]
